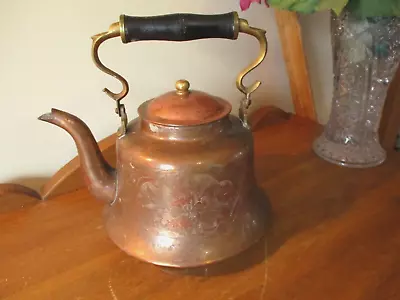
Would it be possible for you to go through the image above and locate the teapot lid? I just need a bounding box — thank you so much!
[138,79,232,126]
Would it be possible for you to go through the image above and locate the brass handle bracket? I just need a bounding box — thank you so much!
[90,13,267,133]
[91,22,128,136]
[236,18,268,128]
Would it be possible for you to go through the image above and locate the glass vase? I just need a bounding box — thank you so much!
[313,10,400,168]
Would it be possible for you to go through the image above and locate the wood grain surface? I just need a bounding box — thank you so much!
[274,10,316,121]
[0,184,41,200]
[1,116,400,300]
[0,184,42,214]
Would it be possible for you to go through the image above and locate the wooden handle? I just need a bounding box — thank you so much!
[121,12,238,43]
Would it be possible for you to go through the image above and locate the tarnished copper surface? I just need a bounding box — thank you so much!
[107,116,266,267]
[141,80,232,126]
[39,106,266,268]
[38,11,268,269]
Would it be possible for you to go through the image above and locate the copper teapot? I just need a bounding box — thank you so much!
[39,12,268,268]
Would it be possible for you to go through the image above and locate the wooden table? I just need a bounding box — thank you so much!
[1,115,400,300]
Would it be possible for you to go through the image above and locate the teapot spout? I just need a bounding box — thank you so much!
[39,108,116,203]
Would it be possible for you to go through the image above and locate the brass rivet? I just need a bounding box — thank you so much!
[175,79,190,95]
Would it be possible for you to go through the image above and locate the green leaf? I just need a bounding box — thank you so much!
[268,0,319,14]
[267,0,400,17]
[317,0,348,15]
[346,0,400,18]
[268,0,349,14]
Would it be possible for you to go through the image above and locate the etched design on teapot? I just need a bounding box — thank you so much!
[139,173,242,237]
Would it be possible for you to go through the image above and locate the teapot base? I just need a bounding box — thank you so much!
[158,235,268,276]
[104,187,270,269]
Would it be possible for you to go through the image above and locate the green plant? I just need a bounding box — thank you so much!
[240,0,400,18]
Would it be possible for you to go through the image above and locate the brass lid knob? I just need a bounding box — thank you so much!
[175,79,190,95]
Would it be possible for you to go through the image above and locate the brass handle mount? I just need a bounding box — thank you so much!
[91,12,267,134]
[91,22,128,136]
[236,18,268,128]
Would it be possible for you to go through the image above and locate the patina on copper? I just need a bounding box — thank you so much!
[142,80,232,126]
[39,12,268,268]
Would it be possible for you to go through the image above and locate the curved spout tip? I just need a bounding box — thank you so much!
[38,112,52,122]
[37,108,116,203]
[38,108,63,123]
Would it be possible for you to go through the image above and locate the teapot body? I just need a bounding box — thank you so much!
[39,11,269,269]
[105,114,266,268]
